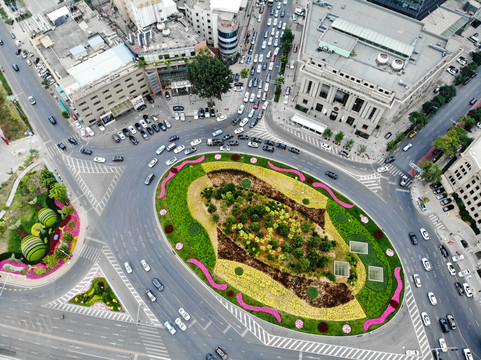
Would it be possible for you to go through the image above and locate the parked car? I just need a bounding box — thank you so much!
[439,245,449,258]
[146,289,156,302]
[384,132,392,139]
[443,204,455,212]
[80,148,92,155]
[458,269,471,277]
[446,262,456,276]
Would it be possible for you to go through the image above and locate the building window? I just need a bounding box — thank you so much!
[346,116,355,126]
[93,101,101,106]
[306,80,312,93]
[113,84,121,88]
[108,101,115,106]
[90,96,98,100]
[368,107,377,120]
[96,107,104,112]
[330,111,338,120]
[127,84,134,88]
[105,95,112,100]
[319,84,330,99]
[79,101,87,106]
[102,89,109,94]
[362,124,368,130]
[352,98,364,112]
[334,90,349,105]
[302,99,308,104]
[116,89,123,94]
[315,103,323,112]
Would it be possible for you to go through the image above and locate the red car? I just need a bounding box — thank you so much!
[71,114,78,120]
[253,100,260,109]
[293,44,298,53]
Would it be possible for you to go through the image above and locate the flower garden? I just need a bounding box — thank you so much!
[155,154,403,335]
[0,167,79,278]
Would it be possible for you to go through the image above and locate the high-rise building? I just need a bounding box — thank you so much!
[367,0,447,20]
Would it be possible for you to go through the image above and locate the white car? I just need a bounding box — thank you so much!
[129,125,137,134]
[86,127,95,137]
[146,289,156,302]
[148,158,158,168]
[463,283,473,297]
[258,54,264,63]
[428,292,437,305]
[422,258,432,271]
[446,262,456,276]
[191,138,202,146]
[98,123,106,132]
[194,110,199,120]
[234,127,244,134]
[164,119,172,128]
[180,112,185,121]
[268,37,273,46]
[175,317,187,331]
[240,118,249,127]
[244,92,250,103]
[249,92,256,103]
[174,145,185,154]
[94,157,106,163]
[212,129,223,137]
[219,146,230,151]
[141,259,151,272]
[321,143,331,151]
[421,312,430,326]
[464,348,474,360]
[140,119,148,128]
[376,166,388,173]
[267,18,272,26]
[458,269,471,277]
[156,145,166,155]
[80,128,86,137]
[117,131,126,140]
[216,115,227,122]
[174,112,180,121]
[405,350,419,356]
[28,96,36,105]
[164,321,176,335]
[261,40,267,49]
[439,338,447,352]
[269,62,274,71]
[452,254,464,262]
[283,95,289,105]
[253,54,258,63]
[412,273,421,288]
[75,120,82,128]
[166,157,177,166]
[248,141,259,148]
[419,228,429,240]
[262,101,269,110]
[124,262,132,274]
[237,105,245,114]
[178,308,191,321]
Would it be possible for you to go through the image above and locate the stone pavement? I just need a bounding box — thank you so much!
[0,135,42,185]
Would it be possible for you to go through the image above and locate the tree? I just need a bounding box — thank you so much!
[420,161,442,183]
[345,139,354,150]
[422,101,437,115]
[460,63,477,78]
[432,126,470,157]
[40,169,56,189]
[472,51,481,66]
[43,254,59,269]
[62,232,74,244]
[186,55,233,103]
[409,111,429,129]
[458,115,477,132]
[386,141,397,152]
[49,183,68,204]
[358,144,367,154]
[211,213,220,222]
[61,111,69,119]
[298,257,310,272]
[395,132,406,143]
[334,131,344,143]
[275,76,285,84]
[439,85,456,100]
[432,95,445,109]
[420,196,430,205]
[56,244,70,260]
[323,128,332,139]
[240,68,249,79]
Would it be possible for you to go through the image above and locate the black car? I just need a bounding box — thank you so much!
[470,97,477,105]
[165,91,171,100]
[48,116,56,125]
[215,347,227,360]
[136,104,147,112]
[211,139,223,146]
[429,182,442,189]
[234,73,240,82]
[173,106,184,111]
[122,128,131,137]
[433,188,445,194]
[440,198,452,206]
[232,117,241,126]
[454,282,464,296]
[151,123,160,132]
[288,147,300,154]
[439,318,450,333]
[384,156,395,164]
[15,48,21,55]
[134,123,143,132]
[210,108,216,118]
[142,114,151,123]
[250,66,255,76]
[264,140,275,146]
[325,171,338,180]
[409,232,418,245]
[146,127,154,135]
[384,132,392,139]
[249,118,259,128]
[227,140,239,146]
[443,205,454,212]
[129,136,139,145]
[140,131,149,140]
[112,156,124,162]
[80,147,92,155]
[145,94,154,104]
[234,82,243,87]
[169,135,179,142]
[248,45,254,55]
[238,134,249,140]
[339,150,349,158]
[67,137,78,145]
[262,145,274,152]
[199,108,205,118]
[438,245,449,258]
[112,134,121,143]
[461,239,468,248]
[57,143,66,151]
[251,137,262,143]
[276,142,287,150]
[223,133,233,141]
[0,40,3,45]
[152,278,164,291]
[159,122,167,131]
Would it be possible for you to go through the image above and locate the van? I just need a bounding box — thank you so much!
[166,143,176,152]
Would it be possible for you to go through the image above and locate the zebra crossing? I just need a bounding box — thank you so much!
[357,173,382,193]
[79,244,103,262]
[44,134,83,157]
[427,213,446,230]
[137,326,171,360]
[62,155,125,215]
[215,294,424,360]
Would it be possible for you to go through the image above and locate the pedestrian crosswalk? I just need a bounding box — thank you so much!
[44,134,83,157]
[357,173,382,193]
[403,282,431,357]
[428,213,446,230]
[79,244,102,262]
[137,326,171,360]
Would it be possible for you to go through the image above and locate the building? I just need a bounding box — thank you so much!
[443,135,481,230]
[110,0,178,30]
[31,3,150,125]
[294,0,460,137]
[367,0,447,20]
[183,0,245,63]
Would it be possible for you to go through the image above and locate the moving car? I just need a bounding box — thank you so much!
[57,143,66,151]
[412,274,421,287]
[422,258,432,271]
[141,259,151,272]
[174,145,185,154]
[80,148,92,155]
[446,314,456,330]
[156,145,166,155]
[419,228,429,240]
[48,116,57,125]
[428,292,437,305]
[439,318,449,333]
[325,171,338,180]
[464,348,474,360]
[166,157,178,166]
[377,166,388,173]
[164,321,176,335]
[28,96,36,105]
[234,127,244,134]
[384,156,395,164]
[421,312,430,326]
[94,157,106,163]
[402,143,413,152]
[439,338,447,353]
[399,175,409,187]
[148,158,158,168]
[321,143,331,151]
[262,145,274,152]
[175,318,187,331]
[454,281,464,296]
[409,232,418,245]
[184,147,197,155]
[446,262,456,276]
[144,173,155,185]
[124,262,132,274]
[288,147,300,154]
[179,308,190,321]
[146,289,157,302]
[191,138,202,146]
[212,129,223,137]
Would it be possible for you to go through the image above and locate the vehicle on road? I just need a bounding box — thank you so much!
[94,157,105,163]
[409,232,418,245]
[399,175,409,187]
[248,141,259,148]
[321,143,331,151]
[447,314,456,330]
[141,259,151,272]
[446,262,456,276]
[428,292,437,305]
[325,171,338,180]
[454,281,464,295]
[148,158,158,168]
[179,308,190,321]
[146,289,156,302]
[184,147,197,155]
[174,145,185,154]
[166,157,178,166]
[439,245,449,258]
[57,143,66,151]
[439,338,447,352]
[377,166,388,173]
[164,321,176,335]
[262,145,274,152]
[402,143,413,152]
[80,148,92,155]
[212,129,223,137]
[234,127,244,134]
[215,347,228,360]
[421,312,430,326]
[169,135,179,142]
[464,348,474,360]
[144,173,155,185]
[420,228,429,240]
[443,204,454,212]
[112,156,124,162]
[156,145,166,155]
[28,96,36,105]
[384,156,395,164]
[439,318,449,332]
[219,146,230,151]
[175,318,187,331]
[191,138,202,146]
[48,116,57,125]
[412,274,421,287]
[452,254,464,262]
[288,147,300,154]
[422,258,432,271]
[124,262,132,274]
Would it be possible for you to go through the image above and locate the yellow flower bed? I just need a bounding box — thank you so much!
[215,259,366,321]
[202,162,328,208]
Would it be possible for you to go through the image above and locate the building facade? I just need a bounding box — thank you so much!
[110,0,177,30]
[367,0,447,20]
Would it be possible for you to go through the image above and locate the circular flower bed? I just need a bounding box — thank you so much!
[389,300,399,309]
[165,225,174,234]
[215,154,222,160]
[342,324,351,334]
[250,157,257,164]
[335,212,348,224]
[307,178,313,184]
[231,154,240,161]
[171,168,178,174]
[318,322,328,333]
[373,230,384,239]
[360,215,369,223]
[307,286,319,299]
[386,248,394,257]
[295,319,304,329]
[302,198,310,205]
[241,178,252,188]
[235,267,244,275]
[175,243,183,250]
[189,223,201,236]
[227,290,234,297]
[159,209,167,216]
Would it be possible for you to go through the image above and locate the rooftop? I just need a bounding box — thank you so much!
[303,0,452,94]
[210,0,242,13]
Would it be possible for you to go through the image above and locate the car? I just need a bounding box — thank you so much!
[148,158,158,168]
[232,117,241,126]
[443,205,454,212]
[384,156,395,164]
[458,269,471,277]
[276,142,287,150]
[173,106,184,111]
[144,173,155,185]
[377,166,388,173]
[249,118,259,128]
[151,123,161,132]
[321,143,331,151]
[112,134,121,143]
[28,96,36,105]
[288,147,300,154]
[384,132,392,139]
[194,110,199,119]
[470,98,477,105]
[169,135,179,142]
[166,157,178,166]
[191,138,202,146]
[430,182,442,189]
[283,95,288,104]
[80,148,92,155]
[227,140,239,146]
[94,157,106,163]
[285,86,291,95]
[48,116,57,125]
[124,262,132,274]
[217,115,227,122]
[440,198,452,205]
[199,108,205,118]
[422,258,432,271]
[461,239,469,248]
[180,112,185,121]
[240,55,245,64]
[85,127,95,137]
[325,171,338,180]
[238,134,249,140]
[175,318,187,331]
[421,312,430,326]
[122,128,131,137]
[112,156,124,162]
[428,292,437,305]
[115,131,125,141]
[249,92,256,103]
[179,308,190,321]
[446,262,456,276]
[130,136,139,145]
[215,347,228,360]
[67,137,78,145]
[165,91,171,100]
[240,117,249,127]
[432,350,442,360]
[223,133,233,141]
[407,130,417,139]
[237,104,245,114]
[439,318,450,332]
[206,354,215,360]
[12,64,19,71]
[402,143,413,152]
[446,314,456,330]
[128,125,137,135]
[174,145,185,154]
[439,245,449,258]
[454,281,464,296]
[210,108,215,118]
[205,108,211,118]
[419,228,429,240]
[219,146,230,151]
[57,143,66,151]
[452,254,464,262]
[409,232,418,245]
[248,141,259,148]
[146,289,157,302]
[134,122,143,132]
[159,122,167,131]
[253,100,260,109]
[463,348,474,360]
[405,350,419,356]
[433,188,445,194]
[164,321,176,335]
[174,112,180,121]
[139,120,148,129]
[212,129,223,137]
[184,147,197,155]
[436,193,448,200]
[262,145,274,152]
[141,259,151,272]
[140,131,149,140]
[146,127,154,135]
[156,145,166,155]
[399,175,409,187]
[234,127,244,134]
[439,338,447,353]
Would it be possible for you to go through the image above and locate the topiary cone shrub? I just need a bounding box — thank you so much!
[373,230,384,239]
[165,225,174,234]
[318,322,328,333]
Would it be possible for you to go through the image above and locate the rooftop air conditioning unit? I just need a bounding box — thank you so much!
[376,53,389,65]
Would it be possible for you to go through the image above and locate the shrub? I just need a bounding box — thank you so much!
[251,213,259,222]
[241,178,252,187]
[373,230,384,239]
[235,267,244,275]
[319,241,333,252]
[232,154,240,161]
[293,247,304,258]
[291,235,303,248]
[227,290,234,297]
[325,272,336,282]
[269,239,279,248]
[189,223,201,236]
[277,222,289,237]
[302,198,310,205]
[251,222,261,232]
[281,242,292,253]
[334,212,348,224]
[318,322,328,333]
[307,286,319,299]
[165,225,174,233]
[318,255,330,269]
[256,231,264,238]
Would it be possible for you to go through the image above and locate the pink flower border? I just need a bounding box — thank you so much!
[215,154,221,160]
[158,156,205,199]
[343,324,351,334]
[236,293,282,323]
[268,161,305,181]
[159,209,167,216]
[175,243,183,250]
[386,249,394,257]
[295,319,303,329]
[312,182,354,208]
[250,157,257,164]
[363,267,402,330]
[187,258,227,290]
